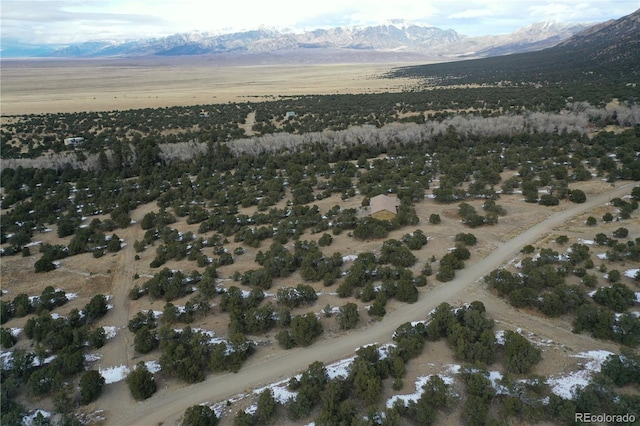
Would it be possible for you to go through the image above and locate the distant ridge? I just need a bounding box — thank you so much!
[2,21,589,60]
[387,8,640,87]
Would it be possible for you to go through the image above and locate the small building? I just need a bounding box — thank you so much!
[64,137,85,146]
[370,194,401,220]
[285,111,296,119]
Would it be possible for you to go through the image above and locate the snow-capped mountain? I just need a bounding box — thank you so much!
[6,21,590,59]
[431,21,590,58]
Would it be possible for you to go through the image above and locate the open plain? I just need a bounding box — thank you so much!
[0,56,423,115]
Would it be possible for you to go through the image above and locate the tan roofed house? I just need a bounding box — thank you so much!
[370,194,400,220]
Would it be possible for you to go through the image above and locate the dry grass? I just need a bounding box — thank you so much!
[1,58,420,115]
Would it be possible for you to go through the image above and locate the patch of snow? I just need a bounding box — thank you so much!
[342,254,358,262]
[577,239,594,245]
[597,253,608,260]
[254,378,298,404]
[326,357,355,380]
[495,330,505,345]
[386,375,431,408]
[378,343,396,360]
[1,351,14,369]
[65,292,78,300]
[244,405,258,415]
[145,360,161,373]
[10,328,22,337]
[103,326,117,339]
[51,313,65,320]
[22,409,52,426]
[548,350,613,399]
[99,365,131,384]
[623,269,639,279]
[33,355,56,366]
[84,353,102,362]
[489,371,509,395]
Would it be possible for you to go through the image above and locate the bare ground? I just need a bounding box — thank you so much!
[0,59,419,115]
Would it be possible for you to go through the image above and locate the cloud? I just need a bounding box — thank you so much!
[447,8,494,19]
[1,0,638,44]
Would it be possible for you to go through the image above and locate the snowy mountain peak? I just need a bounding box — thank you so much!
[9,20,594,59]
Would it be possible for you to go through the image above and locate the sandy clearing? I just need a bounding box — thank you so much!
[108,182,635,426]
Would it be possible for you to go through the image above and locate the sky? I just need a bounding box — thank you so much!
[2,0,639,45]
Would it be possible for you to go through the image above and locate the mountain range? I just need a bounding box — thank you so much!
[2,20,590,60]
[388,8,640,86]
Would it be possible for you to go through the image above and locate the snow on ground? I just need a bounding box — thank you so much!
[103,326,117,339]
[51,313,65,319]
[84,353,102,362]
[179,327,230,347]
[342,254,358,262]
[253,378,298,404]
[0,351,13,369]
[152,310,163,318]
[624,269,639,279]
[99,365,130,384]
[495,330,506,345]
[145,360,161,373]
[386,375,431,408]
[547,350,613,399]
[22,409,52,426]
[326,357,355,380]
[577,239,594,245]
[385,363,460,409]
[33,355,56,366]
[10,328,22,337]
[244,405,258,415]
[489,371,509,395]
[320,306,340,315]
[378,343,395,360]
[597,253,608,259]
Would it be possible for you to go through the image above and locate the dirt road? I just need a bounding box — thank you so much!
[109,183,633,426]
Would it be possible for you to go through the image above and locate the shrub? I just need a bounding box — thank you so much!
[79,370,105,405]
[34,256,56,273]
[337,303,359,330]
[126,362,156,400]
[503,330,542,374]
[612,227,629,238]
[182,405,218,426]
[569,189,587,203]
[455,232,478,246]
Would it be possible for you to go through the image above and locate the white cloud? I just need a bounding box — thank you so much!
[1,0,638,44]
[448,8,495,19]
